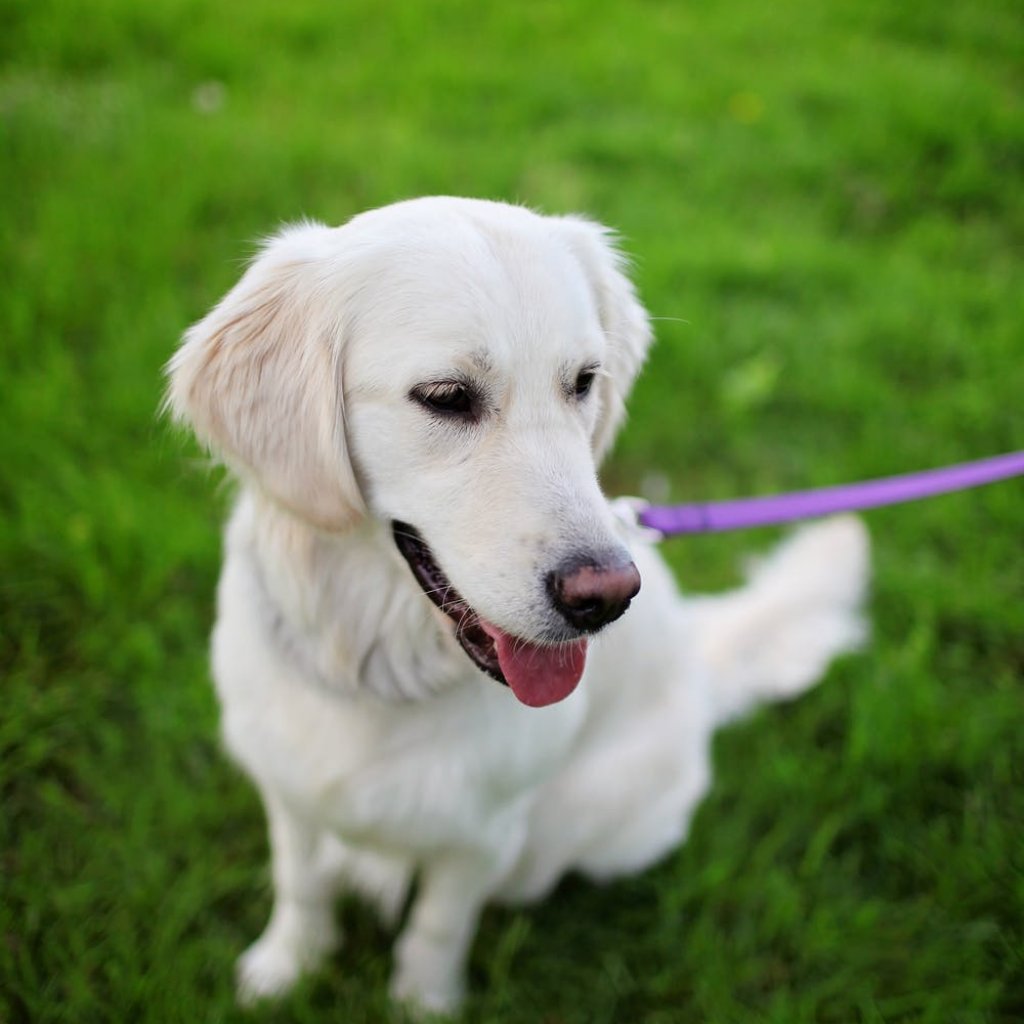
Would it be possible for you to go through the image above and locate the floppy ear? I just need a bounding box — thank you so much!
[165,222,364,531]
[554,216,653,461]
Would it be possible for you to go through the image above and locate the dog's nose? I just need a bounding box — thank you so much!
[548,556,641,632]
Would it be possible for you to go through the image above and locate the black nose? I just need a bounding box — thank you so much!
[548,555,642,632]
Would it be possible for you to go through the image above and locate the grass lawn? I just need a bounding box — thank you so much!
[2,1,1022,1021]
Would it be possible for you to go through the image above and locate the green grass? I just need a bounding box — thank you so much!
[2,1,1023,1020]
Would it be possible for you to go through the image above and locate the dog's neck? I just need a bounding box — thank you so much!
[228,489,471,702]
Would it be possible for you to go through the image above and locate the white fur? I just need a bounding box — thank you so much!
[167,197,869,1015]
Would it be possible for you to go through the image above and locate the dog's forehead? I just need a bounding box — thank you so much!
[346,216,605,378]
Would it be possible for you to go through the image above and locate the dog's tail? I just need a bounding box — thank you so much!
[689,515,870,727]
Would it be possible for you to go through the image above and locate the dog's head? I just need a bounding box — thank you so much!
[167,198,652,706]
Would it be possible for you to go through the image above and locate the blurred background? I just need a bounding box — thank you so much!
[2,1,1022,1021]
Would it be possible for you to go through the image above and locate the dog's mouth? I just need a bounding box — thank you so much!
[392,521,587,707]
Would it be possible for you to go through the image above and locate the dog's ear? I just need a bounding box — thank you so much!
[165,223,364,531]
[555,216,652,461]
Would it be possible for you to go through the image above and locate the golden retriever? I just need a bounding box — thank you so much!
[167,196,868,1014]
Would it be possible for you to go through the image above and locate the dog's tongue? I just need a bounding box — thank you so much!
[481,623,587,707]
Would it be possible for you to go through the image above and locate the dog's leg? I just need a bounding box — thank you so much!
[499,699,712,903]
[236,790,339,1004]
[389,847,507,1015]
[575,755,709,882]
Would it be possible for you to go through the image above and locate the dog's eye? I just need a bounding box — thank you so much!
[411,381,478,420]
[574,369,597,399]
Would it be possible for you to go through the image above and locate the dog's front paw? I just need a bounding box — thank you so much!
[235,911,338,1006]
[389,973,463,1020]
[235,900,339,1005]
[389,933,465,1019]
[236,936,305,1005]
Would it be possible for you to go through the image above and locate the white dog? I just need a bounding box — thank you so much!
[167,196,869,1014]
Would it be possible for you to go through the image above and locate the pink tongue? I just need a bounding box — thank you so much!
[481,622,588,707]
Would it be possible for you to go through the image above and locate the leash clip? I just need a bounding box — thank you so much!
[609,496,664,544]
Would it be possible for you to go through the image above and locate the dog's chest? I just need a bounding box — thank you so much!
[217,636,587,851]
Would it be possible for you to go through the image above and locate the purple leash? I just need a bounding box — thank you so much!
[629,450,1024,538]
